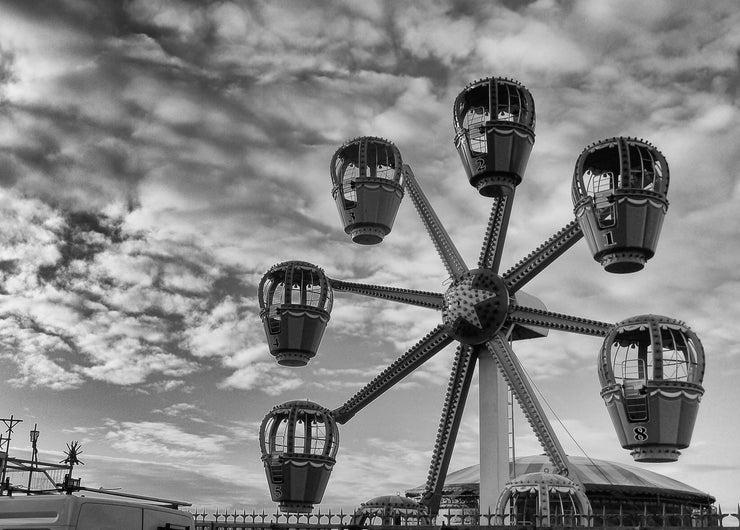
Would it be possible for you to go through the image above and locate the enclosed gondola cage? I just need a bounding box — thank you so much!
[350,495,431,527]
[598,315,705,463]
[453,77,536,197]
[259,400,339,513]
[496,472,591,528]
[330,137,404,245]
[572,137,669,273]
[258,261,333,367]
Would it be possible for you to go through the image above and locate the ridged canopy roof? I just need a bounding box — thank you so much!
[407,455,714,502]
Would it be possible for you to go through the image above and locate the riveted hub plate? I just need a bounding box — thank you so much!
[442,269,510,344]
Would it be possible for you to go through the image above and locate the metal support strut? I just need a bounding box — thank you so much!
[403,165,468,279]
[420,343,478,515]
[508,304,612,337]
[478,193,514,273]
[503,220,583,293]
[486,333,583,489]
[328,278,444,310]
[332,325,454,424]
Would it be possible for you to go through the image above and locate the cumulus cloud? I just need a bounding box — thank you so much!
[325,436,433,505]
[153,402,200,417]
[220,362,303,395]
[0,188,295,392]
[2,344,82,390]
[104,420,232,459]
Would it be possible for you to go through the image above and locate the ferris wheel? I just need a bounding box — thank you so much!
[256,77,706,520]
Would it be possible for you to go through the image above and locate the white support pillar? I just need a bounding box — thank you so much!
[478,353,510,515]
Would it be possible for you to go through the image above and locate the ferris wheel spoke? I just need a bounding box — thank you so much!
[485,333,583,489]
[331,325,454,424]
[507,304,612,337]
[403,165,469,279]
[328,278,444,310]
[502,219,583,293]
[420,343,478,516]
[478,192,515,272]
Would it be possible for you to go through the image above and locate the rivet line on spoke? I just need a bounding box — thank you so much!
[505,220,582,290]
[333,280,444,309]
[489,336,569,476]
[508,305,612,337]
[340,325,450,413]
[479,196,508,270]
[405,172,466,277]
[425,345,475,491]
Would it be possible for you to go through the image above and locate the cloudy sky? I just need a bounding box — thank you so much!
[1,0,739,514]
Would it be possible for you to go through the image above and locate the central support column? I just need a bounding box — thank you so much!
[479,353,510,514]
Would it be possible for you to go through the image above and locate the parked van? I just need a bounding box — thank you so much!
[0,494,194,529]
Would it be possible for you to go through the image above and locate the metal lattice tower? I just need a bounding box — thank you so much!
[0,415,22,491]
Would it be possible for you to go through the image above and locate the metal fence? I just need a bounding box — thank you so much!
[1,456,70,494]
[189,509,738,529]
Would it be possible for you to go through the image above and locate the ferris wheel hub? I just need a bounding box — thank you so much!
[442,269,509,344]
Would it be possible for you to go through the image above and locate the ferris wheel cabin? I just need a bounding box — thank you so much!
[495,472,591,527]
[258,261,333,367]
[350,495,431,527]
[598,315,705,462]
[259,400,339,513]
[572,137,669,273]
[330,137,405,245]
[453,77,536,197]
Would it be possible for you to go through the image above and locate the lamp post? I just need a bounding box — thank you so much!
[27,424,39,493]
